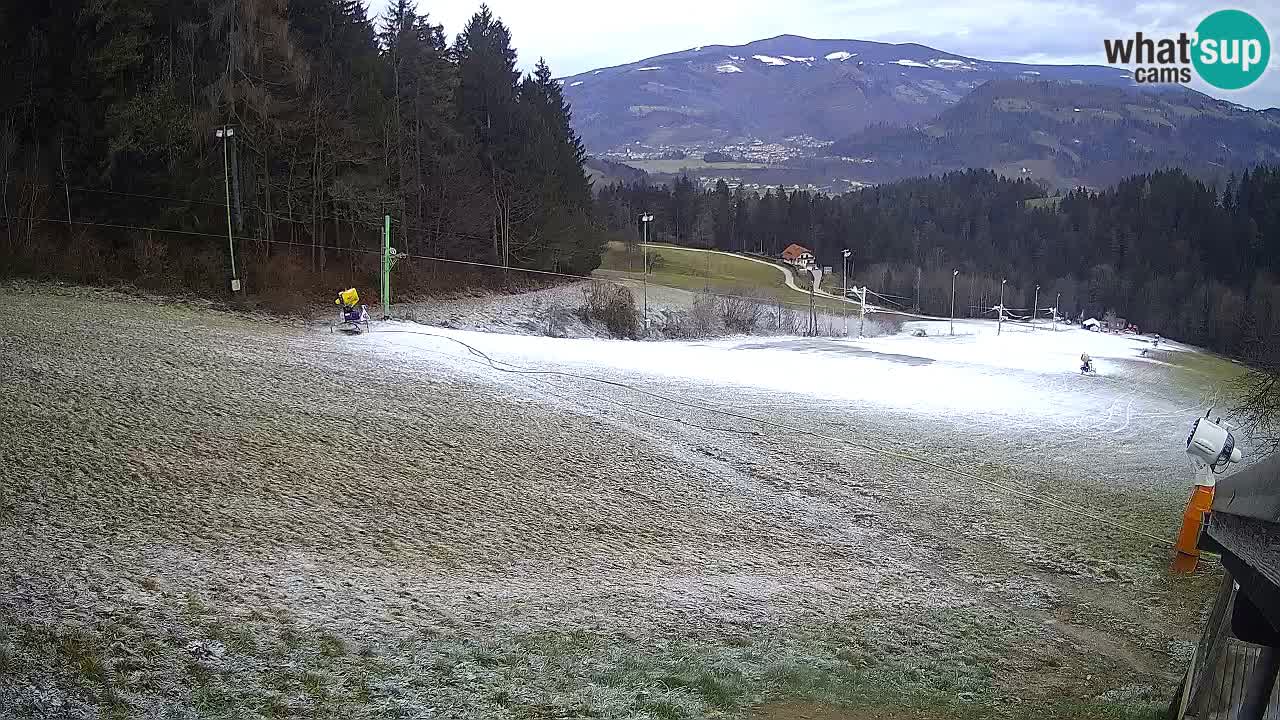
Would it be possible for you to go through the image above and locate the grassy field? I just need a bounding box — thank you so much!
[2,285,1235,719]
[597,242,860,316]
[599,242,787,294]
[1023,196,1064,211]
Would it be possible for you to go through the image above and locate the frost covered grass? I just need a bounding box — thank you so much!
[1,286,1235,718]
[0,604,1166,719]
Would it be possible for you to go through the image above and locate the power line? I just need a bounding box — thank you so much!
[2,213,853,315]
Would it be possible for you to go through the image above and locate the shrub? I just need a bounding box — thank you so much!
[580,281,638,338]
[719,291,764,333]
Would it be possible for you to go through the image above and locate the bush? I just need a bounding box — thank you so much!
[580,281,639,338]
[682,291,722,337]
[719,291,764,333]
[763,301,802,335]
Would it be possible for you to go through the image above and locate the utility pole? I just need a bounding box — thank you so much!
[230,133,243,232]
[1033,284,1040,327]
[60,137,72,230]
[858,286,866,337]
[842,249,850,298]
[640,213,653,336]
[950,269,958,336]
[1054,292,1061,332]
[842,249,851,337]
[997,278,1007,336]
[216,126,239,292]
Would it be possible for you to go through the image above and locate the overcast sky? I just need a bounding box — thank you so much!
[371,0,1280,109]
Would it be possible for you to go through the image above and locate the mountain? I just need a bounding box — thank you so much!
[561,34,1280,191]
[561,34,1147,159]
[828,79,1280,188]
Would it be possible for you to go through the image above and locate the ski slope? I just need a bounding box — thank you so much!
[366,317,1197,423]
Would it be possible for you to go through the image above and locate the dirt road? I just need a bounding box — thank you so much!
[0,285,1221,719]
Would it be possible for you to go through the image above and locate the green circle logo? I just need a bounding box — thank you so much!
[1193,10,1270,90]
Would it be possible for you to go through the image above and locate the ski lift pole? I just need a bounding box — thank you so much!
[381,215,397,320]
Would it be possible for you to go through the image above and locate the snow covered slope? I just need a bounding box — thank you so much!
[368,319,1191,422]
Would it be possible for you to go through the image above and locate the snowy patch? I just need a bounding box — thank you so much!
[928,58,974,70]
[716,63,743,74]
[593,70,602,75]
[894,59,930,68]
[569,81,584,87]
[825,51,856,61]
[753,54,788,66]
[694,46,703,51]
[781,55,815,63]
[1022,70,1042,75]
[729,55,742,60]
[637,66,662,71]
[373,319,1190,419]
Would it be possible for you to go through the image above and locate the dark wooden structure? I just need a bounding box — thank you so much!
[1176,453,1280,719]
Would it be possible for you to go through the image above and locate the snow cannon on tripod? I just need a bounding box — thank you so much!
[1187,413,1242,471]
[1173,411,1243,573]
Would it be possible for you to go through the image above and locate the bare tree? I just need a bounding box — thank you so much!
[1232,356,1280,456]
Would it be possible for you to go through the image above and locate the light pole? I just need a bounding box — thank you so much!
[640,213,653,336]
[1054,292,1061,332]
[842,249,851,298]
[1033,284,1040,327]
[842,249,851,336]
[216,126,240,292]
[950,269,958,336]
[997,278,1006,336]
[858,286,866,337]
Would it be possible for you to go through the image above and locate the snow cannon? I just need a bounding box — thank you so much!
[1186,414,1241,470]
[336,288,360,308]
[1173,412,1243,573]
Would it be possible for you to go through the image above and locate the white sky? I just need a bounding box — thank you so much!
[370,0,1280,109]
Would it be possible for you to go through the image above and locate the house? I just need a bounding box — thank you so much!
[781,244,814,268]
[1107,316,1128,332]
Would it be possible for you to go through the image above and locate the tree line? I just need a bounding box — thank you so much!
[596,167,1280,358]
[0,1,599,301]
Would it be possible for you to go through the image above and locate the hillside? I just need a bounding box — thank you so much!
[562,34,1149,161]
[584,156,649,187]
[828,79,1280,188]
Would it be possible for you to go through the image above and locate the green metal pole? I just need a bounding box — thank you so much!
[382,215,391,319]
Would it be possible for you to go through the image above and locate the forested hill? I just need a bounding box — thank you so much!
[829,79,1280,189]
[0,1,600,295]
[596,167,1280,357]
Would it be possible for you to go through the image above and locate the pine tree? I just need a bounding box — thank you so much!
[455,3,523,265]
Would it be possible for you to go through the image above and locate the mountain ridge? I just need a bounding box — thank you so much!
[560,33,1156,154]
[561,34,1275,191]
